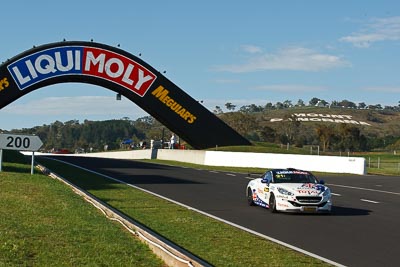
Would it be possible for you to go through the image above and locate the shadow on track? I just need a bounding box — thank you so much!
[330,205,371,216]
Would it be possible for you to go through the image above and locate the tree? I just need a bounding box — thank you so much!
[264,102,274,110]
[258,126,276,142]
[338,99,357,109]
[239,104,263,113]
[225,102,236,111]
[275,112,300,145]
[358,102,366,109]
[283,100,292,108]
[334,124,368,151]
[330,100,339,107]
[309,97,320,106]
[296,99,305,107]
[315,124,335,152]
[220,112,258,138]
[213,106,223,114]
[275,102,284,109]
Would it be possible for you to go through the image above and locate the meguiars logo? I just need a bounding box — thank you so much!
[152,85,197,124]
[7,46,156,97]
[0,77,9,91]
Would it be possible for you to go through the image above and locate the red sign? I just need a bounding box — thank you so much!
[83,47,157,97]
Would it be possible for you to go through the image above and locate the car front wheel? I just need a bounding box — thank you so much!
[269,194,277,213]
[247,188,255,206]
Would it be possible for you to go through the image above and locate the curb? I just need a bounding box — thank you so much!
[36,164,212,267]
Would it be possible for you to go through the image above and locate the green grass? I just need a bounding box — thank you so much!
[0,162,164,267]
[36,157,331,266]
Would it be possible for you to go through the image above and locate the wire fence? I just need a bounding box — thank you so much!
[367,157,400,174]
[305,146,400,175]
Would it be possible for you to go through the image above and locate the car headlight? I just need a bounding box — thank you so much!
[322,188,331,197]
[277,187,294,196]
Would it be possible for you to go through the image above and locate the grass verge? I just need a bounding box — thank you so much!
[36,157,332,266]
[0,162,165,267]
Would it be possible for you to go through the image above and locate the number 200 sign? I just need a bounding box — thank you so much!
[0,133,43,151]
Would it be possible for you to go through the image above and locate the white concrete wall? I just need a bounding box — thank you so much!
[71,150,155,160]
[156,149,206,165]
[203,151,366,175]
[36,149,366,175]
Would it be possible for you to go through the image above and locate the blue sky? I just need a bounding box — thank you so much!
[1,0,400,130]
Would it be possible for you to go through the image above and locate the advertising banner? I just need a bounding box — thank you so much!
[0,41,250,149]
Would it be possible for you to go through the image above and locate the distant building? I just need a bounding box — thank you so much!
[315,100,328,107]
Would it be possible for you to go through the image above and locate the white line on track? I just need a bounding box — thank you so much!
[327,183,400,196]
[209,171,219,173]
[226,173,236,176]
[360,199,380,204]
[331,193,341,196]
[44,157,344,267]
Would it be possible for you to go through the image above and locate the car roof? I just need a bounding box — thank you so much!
[270,168,311,174]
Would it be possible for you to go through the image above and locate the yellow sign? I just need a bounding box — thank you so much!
[152,85,197,124]
[0,78,9,91]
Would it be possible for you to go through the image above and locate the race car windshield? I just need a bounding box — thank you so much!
[273,172,317,183]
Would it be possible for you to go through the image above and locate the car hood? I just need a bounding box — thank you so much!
[276,183,327,195]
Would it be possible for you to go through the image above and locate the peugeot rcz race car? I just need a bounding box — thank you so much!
[246,168,332,213]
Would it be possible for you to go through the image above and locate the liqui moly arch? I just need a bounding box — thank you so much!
[0,41,250,149]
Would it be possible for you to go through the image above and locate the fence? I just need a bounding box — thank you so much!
[367,157,400,174]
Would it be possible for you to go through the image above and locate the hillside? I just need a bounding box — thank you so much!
[259,107,400,137]
[219,106,400,151]
[1,107,399,152]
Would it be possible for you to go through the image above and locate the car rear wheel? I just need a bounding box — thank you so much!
[269,194,277,213]
[247,188,255,206]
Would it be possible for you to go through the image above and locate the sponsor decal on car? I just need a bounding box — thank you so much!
[276,195,289,199]
[276,170,309,175]
[298,183,325,192]
[297,190,319,195]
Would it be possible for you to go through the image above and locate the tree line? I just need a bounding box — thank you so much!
[8,118,155,153]
[215,98,400,114]
[3,98,400,153]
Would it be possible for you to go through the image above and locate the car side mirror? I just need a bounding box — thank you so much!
[319,179,325,185]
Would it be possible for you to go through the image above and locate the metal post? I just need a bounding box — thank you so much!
[0,149,2,172]
[31,151,35,175]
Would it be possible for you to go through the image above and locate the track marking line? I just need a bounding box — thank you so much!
[331,193,341,196]
[226,173,236,176]
[327,183,400,196]
[360,199,380,204]
[43,157,344,267]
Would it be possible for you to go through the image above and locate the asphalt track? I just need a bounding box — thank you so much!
[45,156,400,267]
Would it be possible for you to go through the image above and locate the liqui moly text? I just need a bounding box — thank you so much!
[7,46,157,97]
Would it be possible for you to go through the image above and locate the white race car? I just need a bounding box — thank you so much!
[246,168,332,213]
